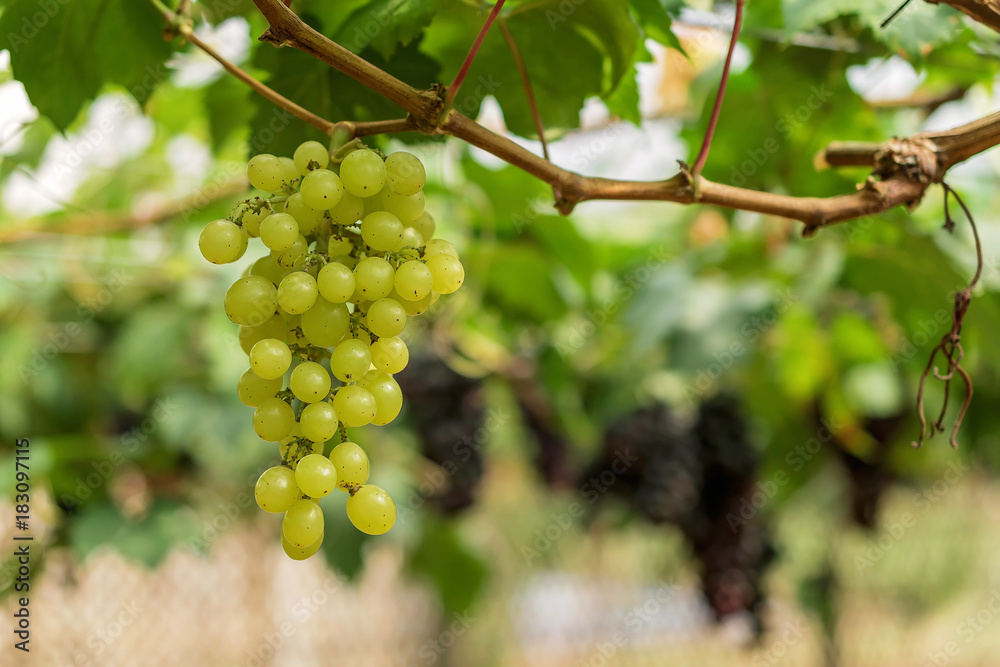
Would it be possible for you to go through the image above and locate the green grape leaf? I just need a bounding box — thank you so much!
[629,0,683,50]
[0,0,173,131]
[331,0,440,59]
[69,501,199,568]
[422,0,641,136]
[408,516,487,614]
[482,244,568,323]
[781,0,965,61]
[205,74,254,150]
[248,36,439,156]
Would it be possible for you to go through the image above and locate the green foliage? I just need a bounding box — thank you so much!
[408,516,488,614]
[0,0,171,131]
[1,0,999,629]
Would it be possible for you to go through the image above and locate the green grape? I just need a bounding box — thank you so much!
[361,211,403,251]
[247,153,284,192]
[353,257,394,300]
[254,466,299,513]
[250,253,289,286]
[426,254,465,294]
[293,140,330,174]
[333,385,377,427]
[327,236,355,257]
[238,368,283,407]
[199,219,248,264]
[294,453,338,498]
[278,156,299,186]
[409,211,435,243]
[300,401,339,443]
[225,276,278,327]
[385,152,425,196]
[369,336,409,374]
[359,370,403,425]
[300,296,350,347]
[366,298,407,338]
[249,338,292,379]
[275,234,308,269]
[284,193,325,234]
[424,238,458,259]
[317,262,355,303]
[346,485,396,535]
[282,498,324,547]
[277,271,318,314]
[329,442,370,492]
[330,338,371,382]
[395,227,425,251]
[241,206,269,237]
[300,169,344,210]
[260,212,299,252]
[282,531,324,560]
[393,260,433,301]
[290,361,332,403]
[380,188,424,224]
[329,192,365,226]
[340,149,387,198]
[390,287,433,316]
[238,314,287,355]
[253,396,295,441]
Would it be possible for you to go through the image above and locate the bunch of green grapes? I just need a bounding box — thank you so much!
[198,140,465,560]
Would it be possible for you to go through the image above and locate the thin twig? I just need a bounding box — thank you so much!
[181,27,336,134]
[248,0,1000,226]
[445,0,507,109]
[881,0,915,28]
[0,179,248,243]
[498,20,549,161]
[691,0,744,177]
[148,0,336,134]
[340,118,416,138]
[912,182,982,448]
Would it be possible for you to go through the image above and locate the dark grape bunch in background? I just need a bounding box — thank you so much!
[397,356,486,515]
[582,395,775,635]
[198,141,467,560]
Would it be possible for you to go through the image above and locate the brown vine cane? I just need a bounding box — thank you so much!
[912,182,983,448]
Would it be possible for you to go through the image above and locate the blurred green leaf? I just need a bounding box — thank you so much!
[0,0,172,131]
[408,516,487,613]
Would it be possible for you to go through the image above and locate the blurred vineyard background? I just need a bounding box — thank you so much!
[3,0,1000,665]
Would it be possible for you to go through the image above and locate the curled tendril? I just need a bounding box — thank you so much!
[912,183,982,449]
